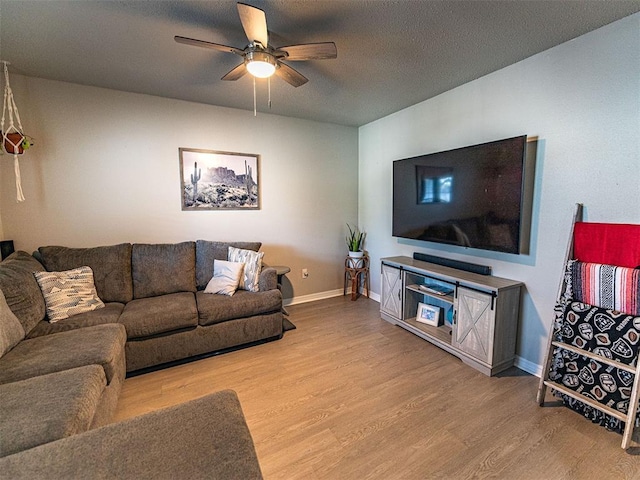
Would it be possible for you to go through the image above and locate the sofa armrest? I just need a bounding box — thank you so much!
[259,267,277,291]
[0,390,263,480]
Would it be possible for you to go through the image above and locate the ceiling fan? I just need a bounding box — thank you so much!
[175,2,337,88]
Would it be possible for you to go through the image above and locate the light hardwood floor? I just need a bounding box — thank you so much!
[115,296,640,479]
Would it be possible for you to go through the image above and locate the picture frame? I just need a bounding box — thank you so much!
[416,302,443,327]
[179,148,260,210]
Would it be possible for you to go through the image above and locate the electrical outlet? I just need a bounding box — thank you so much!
[302,268,309,279]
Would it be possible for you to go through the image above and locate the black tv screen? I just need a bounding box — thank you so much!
[392,135,528,254]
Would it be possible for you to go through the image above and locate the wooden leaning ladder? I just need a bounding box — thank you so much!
[536,203,640,449]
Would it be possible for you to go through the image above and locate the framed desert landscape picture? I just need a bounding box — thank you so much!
[179,148,260,210]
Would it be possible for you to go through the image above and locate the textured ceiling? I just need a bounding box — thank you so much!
[1,1,639,127]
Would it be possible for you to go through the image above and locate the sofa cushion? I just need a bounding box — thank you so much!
[0,390,264,480]
[0,251,46,335]
[0,289,25,358]
[0,365,106,457]
[0,323,126,385]
[228,247,264,293]
[34,267,105,322]
[196,240,261,290]
[204,260,244,296]
[38,244,134,303]
[196,289,282,326]
[120,292,198,339]
[132,242,196,299]
[26,303,124,339]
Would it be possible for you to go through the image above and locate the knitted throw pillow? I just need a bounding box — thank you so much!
[34,266,105,322]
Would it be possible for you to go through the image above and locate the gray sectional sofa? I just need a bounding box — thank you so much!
[31,240,284,372]
[0,240,280,477]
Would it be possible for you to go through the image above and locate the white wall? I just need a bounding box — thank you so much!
[359,13,640,374]
[0,76,359,301]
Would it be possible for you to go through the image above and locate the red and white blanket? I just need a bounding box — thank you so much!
[568,260,640,315]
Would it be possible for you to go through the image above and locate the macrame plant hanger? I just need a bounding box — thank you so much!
[1,61,26,202]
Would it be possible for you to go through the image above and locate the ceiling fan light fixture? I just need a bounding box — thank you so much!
[245,51,276,78]
[175,3,331,88]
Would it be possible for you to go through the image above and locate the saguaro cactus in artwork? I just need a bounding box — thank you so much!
[244,160,256,200]
[191,162,201,202]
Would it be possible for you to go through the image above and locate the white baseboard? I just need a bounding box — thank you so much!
[284,289,381,306]
[514,356,542,377]
[283,289,344,306]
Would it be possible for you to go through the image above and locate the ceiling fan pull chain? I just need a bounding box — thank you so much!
[253,76,257,117]
[268,77,271,109]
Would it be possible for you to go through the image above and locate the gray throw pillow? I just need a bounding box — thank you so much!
[0,289,25,358]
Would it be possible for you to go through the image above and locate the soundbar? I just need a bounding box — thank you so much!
[413,252,492,276]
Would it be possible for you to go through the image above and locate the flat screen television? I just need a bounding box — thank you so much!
[392,135,529,255]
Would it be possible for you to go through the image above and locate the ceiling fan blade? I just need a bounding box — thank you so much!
[174,36,243,56]
[277,42,337,61]
[221,63,248,81]
[237,3,269,47]
[275,62,308,87]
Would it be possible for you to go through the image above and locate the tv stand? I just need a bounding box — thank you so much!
[380,256,522,376]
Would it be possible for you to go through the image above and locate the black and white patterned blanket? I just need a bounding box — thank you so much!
[550,300,640,431]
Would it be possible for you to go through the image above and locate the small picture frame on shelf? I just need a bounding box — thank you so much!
[416,302,443,327]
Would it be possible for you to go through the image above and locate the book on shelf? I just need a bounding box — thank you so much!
[418,283,454,296]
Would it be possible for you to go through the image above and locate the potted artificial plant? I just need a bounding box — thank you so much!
[346,224,366,267]
[1,131,33,155]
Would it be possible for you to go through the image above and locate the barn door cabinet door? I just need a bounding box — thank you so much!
[380,263,402,321]
[453,286,496,365]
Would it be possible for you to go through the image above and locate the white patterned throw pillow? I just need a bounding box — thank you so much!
[228,247,264,293]
[204,260,245,296]
[34,266,105,322]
